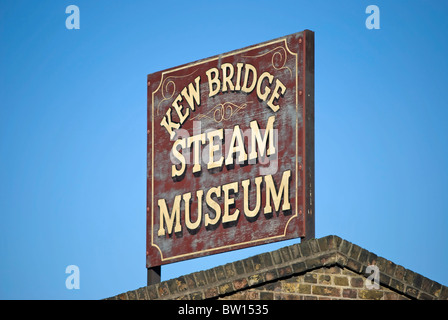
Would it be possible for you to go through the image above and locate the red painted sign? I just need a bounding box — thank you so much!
[147,31,314,268]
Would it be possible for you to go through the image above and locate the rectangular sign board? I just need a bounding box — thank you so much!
[147,30,314,268]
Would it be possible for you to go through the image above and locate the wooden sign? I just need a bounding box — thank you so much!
[147,30,314,268]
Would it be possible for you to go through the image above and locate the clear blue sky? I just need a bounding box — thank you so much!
[1,0,447,299]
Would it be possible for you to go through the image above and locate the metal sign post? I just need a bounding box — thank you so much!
[147,266,161,286]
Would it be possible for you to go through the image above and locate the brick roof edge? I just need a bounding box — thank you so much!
[105,235,448,300]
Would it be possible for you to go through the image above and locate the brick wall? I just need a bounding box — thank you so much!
[220,265,408,300]
[106,235,448,300]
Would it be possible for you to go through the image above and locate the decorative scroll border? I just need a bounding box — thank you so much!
[191,101,251,123]
[243,46,293,77]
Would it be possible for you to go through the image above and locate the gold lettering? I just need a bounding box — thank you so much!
[181,75,201,111]
[235,62,244,91]
[207,129,224,170]
[225,125,247,166]
[256,72,274,102]
[264,170,291,215]
[205,186,222,227]
[160,108,180,140]
[206,67,220,97]
[185,190,203,231]
[222,182,240,224]
[267,79,287,112]
[241,176,262,218]
[221,63,235,92]
[157,170,293,235]
[157,196,182,236]
[162,63,288,139]
[241,63,257,93]
[248,116,276,161]
[171,138,187,178]
[187,133,205,174]
[172,94,190,124]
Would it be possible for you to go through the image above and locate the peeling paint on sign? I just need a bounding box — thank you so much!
[147,30,314,268]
